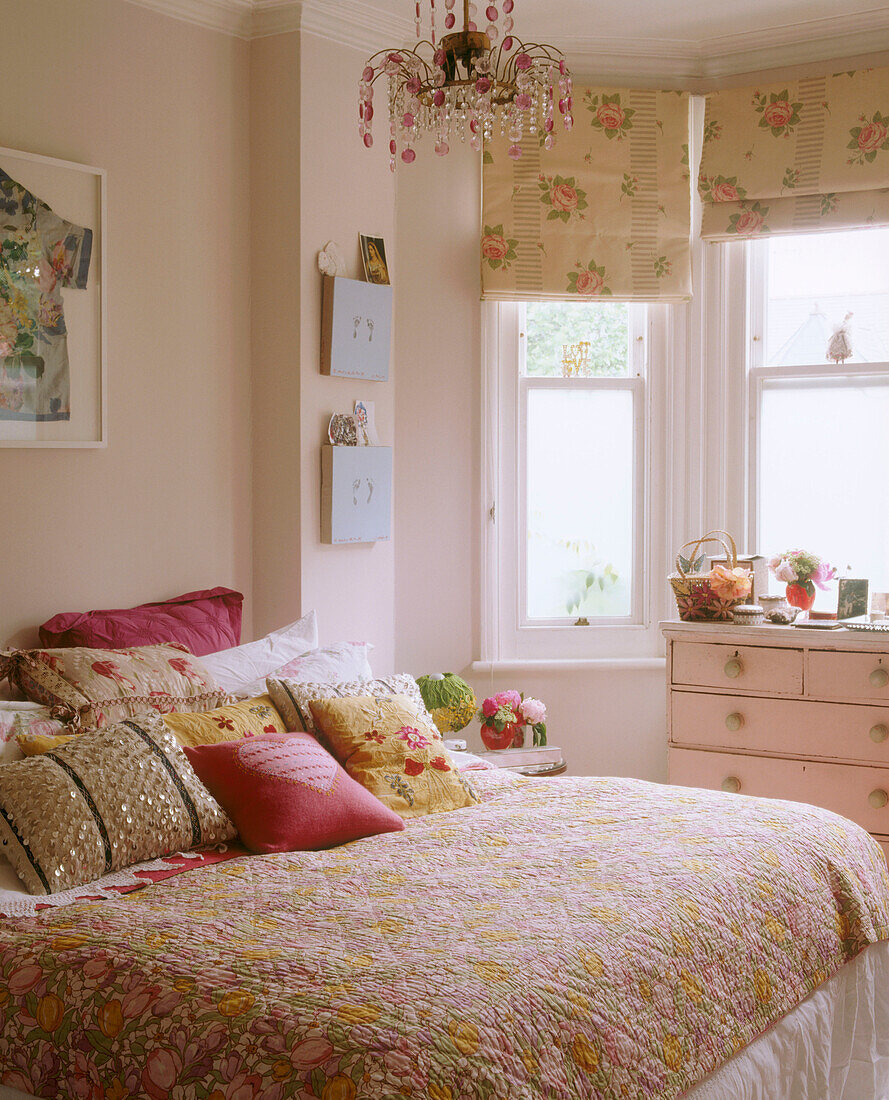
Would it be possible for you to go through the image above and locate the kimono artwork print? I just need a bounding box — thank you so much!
[0,167,93,421]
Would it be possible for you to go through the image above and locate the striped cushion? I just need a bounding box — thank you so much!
[0,714,235,895]
[266,674,433,738]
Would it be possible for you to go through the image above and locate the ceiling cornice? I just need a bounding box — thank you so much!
[122,0,889,78]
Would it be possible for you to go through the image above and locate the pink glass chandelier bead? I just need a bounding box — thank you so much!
[502,35,514,49]
[389,139,397,154]
[558,98,568,114]
[435,139,450,156]
[444,12,455,27]
[433,88,445,107]
[415,0,421,36]
[467,21,477,29]
[476,76,492,94]
[469,117,479,133]
[502,0,513,10]
[486,5,498,20]
[516,92,532,110]
[403,112,415,128]
[434,47,446,65]
[544,116,554,132]
[502,15,513,31]
[508,144,522,159]
[365,104,374,121]
[470,134,482,151]
[564,115,574,131]
[544,134,555,150]
[406,76,422,95]
[515,52,532,70]
[363,133,374,148]
[487,24,499,41]
[402,147,417,163]
[362,66,375,83]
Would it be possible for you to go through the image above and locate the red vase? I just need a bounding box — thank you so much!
[480,722,520,751]
[786,583,816,611]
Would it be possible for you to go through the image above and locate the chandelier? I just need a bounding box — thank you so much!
[359,0,573,169]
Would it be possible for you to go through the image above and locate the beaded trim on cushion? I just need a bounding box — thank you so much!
[1,644,230,731]
[0,714,235,895]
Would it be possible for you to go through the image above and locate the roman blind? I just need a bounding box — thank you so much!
[481,87,693,302]
[699,67,889,240]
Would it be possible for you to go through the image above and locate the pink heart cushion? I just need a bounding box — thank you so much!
[184,732,404,853]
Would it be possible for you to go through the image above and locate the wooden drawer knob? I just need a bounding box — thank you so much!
[869,668,889,689]
[870,724,889,744]
[868,788,889,810]
[723,658,743,679]
[721,776,742,794]
[725,712,744,732]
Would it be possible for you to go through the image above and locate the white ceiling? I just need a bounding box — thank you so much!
[126,0,889,80]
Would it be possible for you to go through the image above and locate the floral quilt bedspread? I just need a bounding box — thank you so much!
[1,771,888,1100]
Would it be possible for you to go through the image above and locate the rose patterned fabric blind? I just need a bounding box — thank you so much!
[699,68,889,240]
[481,88,692,302]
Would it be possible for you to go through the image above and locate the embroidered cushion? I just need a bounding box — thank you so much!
[252,643,373,704]
[308,694,480,818]
[267,673,431,736]
[1,644,229,731]
[162,695,287,748]
[184,732,404,853]
[199,611,318,696]
[38,587,244,657]
[0,714,235,895]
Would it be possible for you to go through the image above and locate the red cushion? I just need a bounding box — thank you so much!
[183,732,404,853]
[38,588,243,657]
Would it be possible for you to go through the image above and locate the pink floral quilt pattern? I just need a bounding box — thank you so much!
[0,772,888,1100]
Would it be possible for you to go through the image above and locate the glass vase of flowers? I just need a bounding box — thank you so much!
[769,550,836,612]
[478,691,547,751]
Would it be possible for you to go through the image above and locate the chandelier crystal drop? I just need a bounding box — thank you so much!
[359,0,573,170]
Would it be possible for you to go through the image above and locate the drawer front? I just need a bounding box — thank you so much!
[671,641,803,695]
[808,650,889,703]
[669,747,889,836]
[670,691,889,765]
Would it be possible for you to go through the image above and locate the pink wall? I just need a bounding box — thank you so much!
[248,31,397,669]
[0,0,252,646]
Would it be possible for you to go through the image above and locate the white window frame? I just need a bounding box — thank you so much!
[481,299,674,662]
[744,235,889,555]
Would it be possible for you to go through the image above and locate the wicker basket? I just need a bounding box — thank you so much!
[670,530,749,622]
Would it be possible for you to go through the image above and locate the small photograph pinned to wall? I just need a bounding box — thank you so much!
[354,400,379,445]
[360,233,390,285]
[837,577,869,621]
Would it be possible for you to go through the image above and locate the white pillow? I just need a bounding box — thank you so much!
[260,642,373,698]
[200,611,318,695]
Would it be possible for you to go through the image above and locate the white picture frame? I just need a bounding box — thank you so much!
[320,275,392,382]
[0,146,106,448]
[321,445,392,544]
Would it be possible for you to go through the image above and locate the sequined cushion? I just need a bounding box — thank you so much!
[267,674,433,737]
[1,644,229,731]
[0,713,235,895]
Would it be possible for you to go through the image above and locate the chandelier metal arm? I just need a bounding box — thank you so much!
[358,0,574,168]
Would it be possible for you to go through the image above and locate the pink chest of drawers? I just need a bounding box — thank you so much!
[662,621,889,862]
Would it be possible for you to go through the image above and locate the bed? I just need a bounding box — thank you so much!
[0,767,887,1100]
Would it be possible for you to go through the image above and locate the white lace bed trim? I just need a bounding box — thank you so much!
[0,848,211,917]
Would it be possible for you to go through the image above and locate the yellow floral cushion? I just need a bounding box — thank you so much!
[16,730,76,756]
[308,694,479,818]
[162,695,287,748]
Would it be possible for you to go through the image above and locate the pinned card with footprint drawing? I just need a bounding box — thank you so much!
[321,444,392,544]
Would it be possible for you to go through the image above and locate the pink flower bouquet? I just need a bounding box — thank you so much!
[478,691,547,751]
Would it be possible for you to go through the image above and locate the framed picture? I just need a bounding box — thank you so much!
[320,275,392,381]
[359,234,390,285]
[0,146,105,447]
[837,577,869,620]
[321,445,392,544]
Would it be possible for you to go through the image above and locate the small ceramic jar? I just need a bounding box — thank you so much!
[732,604,764,626]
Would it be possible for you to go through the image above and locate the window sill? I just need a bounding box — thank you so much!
[471,657,666,674]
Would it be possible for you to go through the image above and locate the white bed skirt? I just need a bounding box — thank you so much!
[1,940,888,1100]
